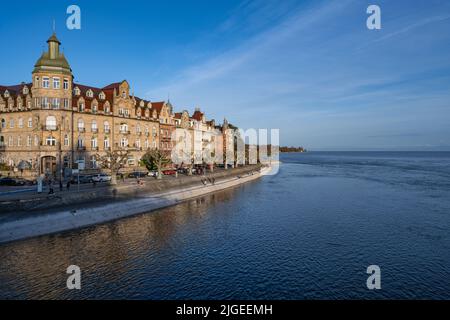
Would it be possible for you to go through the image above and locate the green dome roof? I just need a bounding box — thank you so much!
[33,33,71,75]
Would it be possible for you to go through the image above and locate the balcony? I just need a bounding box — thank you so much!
[78,127,85,133]
[92,128,98,133]
[42,125,58,131]
[104,128,111,134]
[91,146,99,151]
[119,130,131,135]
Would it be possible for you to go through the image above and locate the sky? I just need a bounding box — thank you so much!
[1,0,450,150]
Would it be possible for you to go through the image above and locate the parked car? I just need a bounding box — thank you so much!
[71,175,95,184]
[128,171,148,179]
[91,174,112,183]
[162,169,177,176]
[0,177,25,186]
[148,171,158,177]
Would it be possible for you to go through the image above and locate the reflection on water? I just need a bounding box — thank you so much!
[1,152,450,299]
[0,189,238,299]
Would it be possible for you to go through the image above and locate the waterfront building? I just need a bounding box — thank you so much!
[0,33,233,178]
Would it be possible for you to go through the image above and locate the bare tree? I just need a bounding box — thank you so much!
[141,149,171,180]
[95,149,130,185]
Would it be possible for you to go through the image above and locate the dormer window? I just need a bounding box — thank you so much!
[92,104,98,114]
[86,89,93,98]
[79,102,85,112]
[122,91,126,98]
[140,101,144,107]
[4,90,9,98]
[99,92,105,100]
[74,87,80,96]
[23,87,29,95]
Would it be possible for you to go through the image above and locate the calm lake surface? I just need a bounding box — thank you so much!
[1,152,450,299]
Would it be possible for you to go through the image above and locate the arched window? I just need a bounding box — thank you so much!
[45,116,57,130]
[92,104,98,113]
[77,118,84,131]
[1,119,5,129]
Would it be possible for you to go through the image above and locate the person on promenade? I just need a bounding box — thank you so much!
[59,180,63,192]
[66,180,71,191]
[92,180,97,188]
[48,181,54,194]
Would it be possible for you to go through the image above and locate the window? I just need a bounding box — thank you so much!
[136,124,141,134]
[86,90,93,98]
[122,91,126,98]
[46,136,56,146]
[90,155,97,169]
[91,137,97,149]
[77,137,84,148]
[135,140,141,148]
[28,118,33,128]
[34,135,39,146]
[99,92,105,100]
[42,77,50,88]
[23,87,29,95]
[92,104,98,113]
[152,126,157,137]
[120,124,128,133]
[124,109,129,117]
[17,136,22,147]
[52,98,60,109]
[120,137,128,147]
[1,119,5,129]
[27,135,32,147]
[91,120,97,132]
[18,118,23,128]
[42,97,49,108]
[8,136,13,146]
[0,136,4,147]
[10,119,14,128]
[78,102,84,112]
[45,116,57,131]
[77,118,84,131]
[53,77,60,89]
[104,137,110,149]
[63,79,69,90]
[74,87,80,95]
[104,121,110,133]
[144,139,149,149]
[64,98,69,109]
[104,104,110,114]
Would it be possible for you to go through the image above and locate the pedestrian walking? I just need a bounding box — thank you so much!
[66,180,71,191]
[59,180,63,191]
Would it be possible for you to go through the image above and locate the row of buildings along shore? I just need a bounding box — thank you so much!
[0,33,236,178]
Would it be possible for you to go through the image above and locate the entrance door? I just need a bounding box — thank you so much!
[41,156,57,177]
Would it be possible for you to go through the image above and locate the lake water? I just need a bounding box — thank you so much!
[1,152,450,299]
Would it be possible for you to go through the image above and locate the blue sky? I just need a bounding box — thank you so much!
[1,0,450,150]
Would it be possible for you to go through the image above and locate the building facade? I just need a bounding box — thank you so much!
[0,33,233,179]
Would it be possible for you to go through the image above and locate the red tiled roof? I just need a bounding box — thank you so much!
[192,110,204,121]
